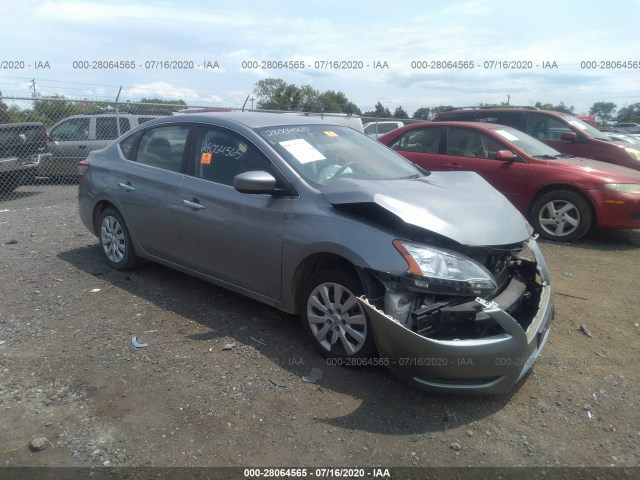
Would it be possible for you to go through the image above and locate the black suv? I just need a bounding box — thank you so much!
[0,122,51,195]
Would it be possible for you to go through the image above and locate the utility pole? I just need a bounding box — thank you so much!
[30,79,37,108]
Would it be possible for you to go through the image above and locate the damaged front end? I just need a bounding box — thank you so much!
[359,237,553,395]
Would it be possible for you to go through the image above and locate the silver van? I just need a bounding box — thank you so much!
[43,113,163,178]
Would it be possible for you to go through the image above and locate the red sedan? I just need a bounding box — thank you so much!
[379,121,640,241]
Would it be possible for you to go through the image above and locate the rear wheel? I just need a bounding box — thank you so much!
[299,269,376,360]
[97,208,140,270]
[530,190,592,242]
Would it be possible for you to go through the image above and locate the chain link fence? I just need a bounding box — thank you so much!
[0,95,418,199]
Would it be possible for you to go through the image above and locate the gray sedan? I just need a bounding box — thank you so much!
[78,112,553,394]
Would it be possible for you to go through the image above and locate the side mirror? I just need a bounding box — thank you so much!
[495,150,517,162]
[234,171,277,195]
[561,131,577,142]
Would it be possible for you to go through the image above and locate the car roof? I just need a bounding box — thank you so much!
[406,121,509,130]
[150,111,345,129]
[439,107,567,116]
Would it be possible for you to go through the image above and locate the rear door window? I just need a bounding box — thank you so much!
[133,125,190,172]
[447,127,504,159]
[527,113,572,140]
[119,131,142,160]
[96,117,131,140]
[389,127,442,153]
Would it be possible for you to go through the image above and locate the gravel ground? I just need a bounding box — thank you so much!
[0,184,639,475]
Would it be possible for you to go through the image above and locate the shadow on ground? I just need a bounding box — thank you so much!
[58,244,526,435]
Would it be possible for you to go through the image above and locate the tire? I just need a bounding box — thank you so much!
[97,208,140,270]
[530,190,592,242]
[299,269,377,360]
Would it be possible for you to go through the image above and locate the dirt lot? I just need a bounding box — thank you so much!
[1,184,639,474]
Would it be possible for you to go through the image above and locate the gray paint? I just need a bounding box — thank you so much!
[78,112,554,394]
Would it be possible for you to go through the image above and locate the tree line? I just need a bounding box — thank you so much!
[1,79,639,126]
[0,93,186,126]
[252,78,640,124]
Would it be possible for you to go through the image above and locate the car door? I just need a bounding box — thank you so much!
[179,125,288,300]
[387,126,445,170]
[114,124,191,263]
[47,116,91,176]
[391,126,529,208]
[443,127,529,208]
[526,113,596,159]
[94,116,131,148]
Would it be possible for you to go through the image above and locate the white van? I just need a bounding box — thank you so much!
[363,121,404,138]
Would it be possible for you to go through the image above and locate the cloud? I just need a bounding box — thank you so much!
[35,1,258,26]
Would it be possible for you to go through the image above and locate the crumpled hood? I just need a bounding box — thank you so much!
[321,171,532,246]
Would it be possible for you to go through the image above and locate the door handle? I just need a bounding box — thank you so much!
[78,145,87,149]
[444,163,463,169]
[183,198,205,210]
[118,182,135,191]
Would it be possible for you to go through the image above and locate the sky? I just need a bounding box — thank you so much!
[1,0,639,117]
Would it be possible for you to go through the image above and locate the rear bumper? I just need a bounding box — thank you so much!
[0,155,42,186]
[361,238,554,395]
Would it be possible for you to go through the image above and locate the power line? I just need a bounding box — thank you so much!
[0,75,250,102]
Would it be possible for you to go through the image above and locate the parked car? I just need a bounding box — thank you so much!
[611,122,640,135]
[78,112,553,394]
[605,132,640,146]
[433,107,640,171]
[363,121,404,138]
[0,122,51,194]
[44,112,163,178]
[379,121,640,241]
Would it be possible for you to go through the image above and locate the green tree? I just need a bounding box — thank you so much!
[317,90,361,114]
[253,78,360,114]
[298,85,320,111]
[412,107,431,120]
[616,102,640,123]
[0,91,10,123]
[364,101,392,118]
[253,78,291,110]
[430,105,455,118]
[589,102,617,125]
[394,106,409,119]
[534,101,575,114]
[33,95,88,124]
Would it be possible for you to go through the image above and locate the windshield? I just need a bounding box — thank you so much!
[257,124,421,186]
[491,126,564,158]
[560,113,610,140]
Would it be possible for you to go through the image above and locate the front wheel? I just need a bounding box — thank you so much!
[530,190,592,242]
[299,269,377,360]
[97,208,140,270]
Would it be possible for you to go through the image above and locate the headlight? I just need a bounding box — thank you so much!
[393,240,497,295]
[624,148,640,161]
[605,183,640,194]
